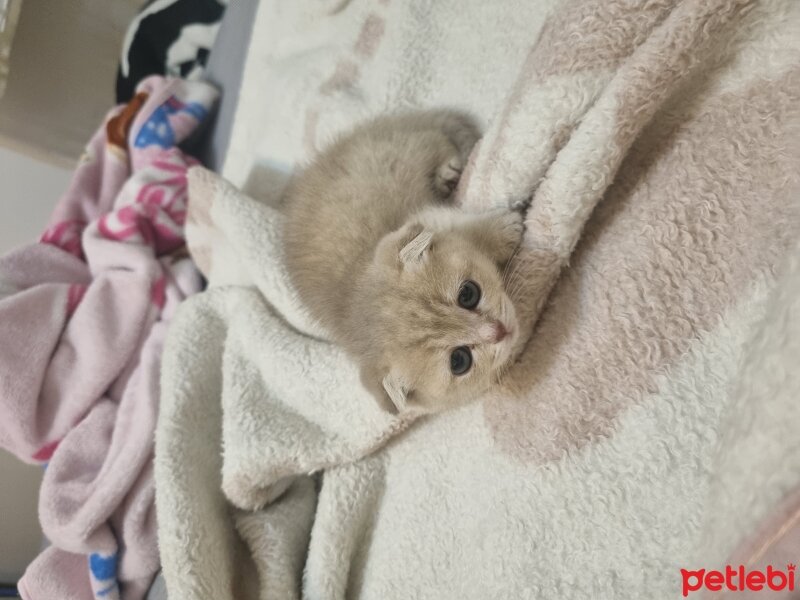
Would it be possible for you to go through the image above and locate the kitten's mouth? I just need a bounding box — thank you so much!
[492,322,518,370]
[490,296,519,373]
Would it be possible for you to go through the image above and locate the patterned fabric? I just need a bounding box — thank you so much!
[116,0,227,103]
[159,1,799,598]
[0,76,217,600]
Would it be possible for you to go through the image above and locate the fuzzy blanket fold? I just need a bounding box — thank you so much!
[0,76,216,600]
[157,0,799,598]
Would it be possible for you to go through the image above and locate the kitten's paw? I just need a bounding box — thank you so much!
[434,155,464,197]
[491,209,525,258]
[509,197,531,212]
[496,209,525,243]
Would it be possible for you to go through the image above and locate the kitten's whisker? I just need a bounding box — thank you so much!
[501,252,514,283]
[508,252,538,301]
[509,272,528,303]
[506,264,525,302]
[505,248,523,286]
[501,247,521,286]
[505,260,520,289]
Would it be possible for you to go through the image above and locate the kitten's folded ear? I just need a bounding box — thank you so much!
[375,221,433,269]
[359,360,410,414]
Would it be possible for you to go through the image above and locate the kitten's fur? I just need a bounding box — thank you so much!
[283,111,523,413]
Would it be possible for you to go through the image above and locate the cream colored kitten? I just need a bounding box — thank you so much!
[283,111,523,414]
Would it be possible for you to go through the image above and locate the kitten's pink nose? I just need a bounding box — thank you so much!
[490,320,509,343]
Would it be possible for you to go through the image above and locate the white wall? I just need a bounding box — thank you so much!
[0,146,70,581]
[0,0,140,165]
[0,145,71,253]
[0,452,43,582]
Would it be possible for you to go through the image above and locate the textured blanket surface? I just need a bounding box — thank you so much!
[0,76,216,600]
[157,0,799,598]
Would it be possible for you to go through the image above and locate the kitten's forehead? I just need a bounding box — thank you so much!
[432,234,498,276]
[388,285,485,352]
[394,292,472,341]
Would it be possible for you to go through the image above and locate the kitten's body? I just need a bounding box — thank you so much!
[284,111,523,413]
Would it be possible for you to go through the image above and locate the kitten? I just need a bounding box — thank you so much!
[283,111,524,414]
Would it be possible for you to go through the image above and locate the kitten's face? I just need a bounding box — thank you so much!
[362,224,519,413]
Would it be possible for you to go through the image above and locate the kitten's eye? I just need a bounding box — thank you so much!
[457,280,481,309]
[450,346,473,376]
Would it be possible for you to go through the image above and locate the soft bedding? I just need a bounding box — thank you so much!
[157,0,799,598]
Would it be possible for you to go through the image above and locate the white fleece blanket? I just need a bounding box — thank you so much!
[156,0,800,598]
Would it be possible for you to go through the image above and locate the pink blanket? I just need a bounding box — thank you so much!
[0,76,216,600]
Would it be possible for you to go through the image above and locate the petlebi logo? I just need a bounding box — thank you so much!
[681,564,796,596]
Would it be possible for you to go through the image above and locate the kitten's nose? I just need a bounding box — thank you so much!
[489,320,509,343]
